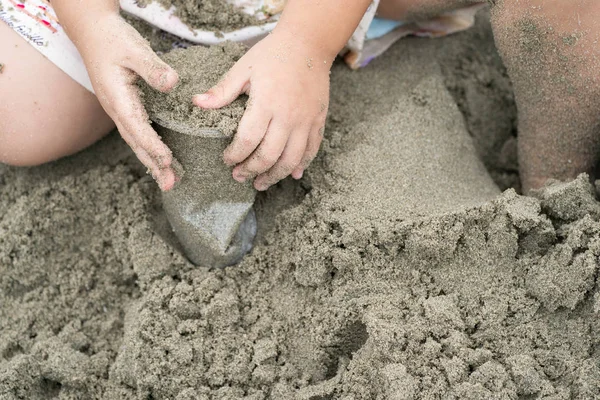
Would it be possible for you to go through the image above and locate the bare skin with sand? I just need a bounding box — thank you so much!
[491,0,600,191]
[378,0,600,192]
[0,0,371,192]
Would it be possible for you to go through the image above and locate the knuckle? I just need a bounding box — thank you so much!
[118,130,134,146]
[238,161,258,177]
[261,177,277,188]
[238,135,255,149]
[151,67,171,89]
[267,158,297,180]
[215,83,227,97]
[156,148,173,167]
[126,46,146,66]
[277,162,296,176]
[288,150,304,168]
[259,156,277,169]
[214,76,230,95]
[117,114,138,133]
[298,158,310,171]
[223,152,238,166]
[256,153,277,169]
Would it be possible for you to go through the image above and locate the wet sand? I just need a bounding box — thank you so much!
[1,13,599,400]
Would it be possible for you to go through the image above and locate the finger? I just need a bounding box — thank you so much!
[292,125,325,179]
[105,69,178,189]
[254,128,309,191]
[117,119,177,191]
[123,37,179,93]
[232,120,290,182]
[193,61,250,109]
[114,125,176,191]
[223,98,271,166]
[111,72,174,164]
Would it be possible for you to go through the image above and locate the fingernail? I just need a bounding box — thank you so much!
[195,93,211,103]
[255,182,268,191]
[160,175,174,192]
[223,155,235,167]
[158,72,168,90]
[233,171,246,183]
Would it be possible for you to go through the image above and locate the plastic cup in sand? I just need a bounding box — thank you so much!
[152,113,257,268]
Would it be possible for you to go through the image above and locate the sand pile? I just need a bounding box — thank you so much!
[1,13,599,400]
[141,43,247,137]
[135,0,260,32]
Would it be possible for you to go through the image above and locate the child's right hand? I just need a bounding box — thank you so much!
[70,14,180,190]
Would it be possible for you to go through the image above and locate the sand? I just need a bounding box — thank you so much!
[1,12,599,400]
[135,0,260,32]
[141,43,247,138]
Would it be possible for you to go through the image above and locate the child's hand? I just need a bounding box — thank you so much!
[75,15,180,190]
[193,31,330,191]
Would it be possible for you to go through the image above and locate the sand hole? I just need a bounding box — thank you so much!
[324,321,368,379]
[1,342,23,361]
[39,378,62,398]
[308,395,334,400]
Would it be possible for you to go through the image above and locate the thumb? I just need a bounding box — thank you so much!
[128,45,179,93]
[193,63,249,109]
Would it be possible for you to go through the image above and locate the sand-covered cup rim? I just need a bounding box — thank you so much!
[151,111,230,139]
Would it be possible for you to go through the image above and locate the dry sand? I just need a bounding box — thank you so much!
[141,43,247,138]
[135,0,260,32]
[1,13,600,400]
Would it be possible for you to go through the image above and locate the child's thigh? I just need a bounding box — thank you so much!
[492,0,600,80]
[493,0,600,27]
[377,0,483,20]
[0,22,114,167]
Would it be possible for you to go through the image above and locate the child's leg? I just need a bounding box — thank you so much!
[379,0,600,192]
[0,22,114,167]
[491,0,600,192]
[377,0,484,21]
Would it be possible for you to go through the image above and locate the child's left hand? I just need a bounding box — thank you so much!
[193,30,330,191]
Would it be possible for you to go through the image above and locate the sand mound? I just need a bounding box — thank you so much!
[1,13,599,400]
[141,43,247,137]
[134,0,260,32]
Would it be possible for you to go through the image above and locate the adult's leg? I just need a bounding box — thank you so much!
[491,0,600,192]
[0,21,115,167]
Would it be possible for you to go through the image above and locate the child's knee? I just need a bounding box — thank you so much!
[0,109,114,167]
[0,116,58,167]
[0,22,115,167]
